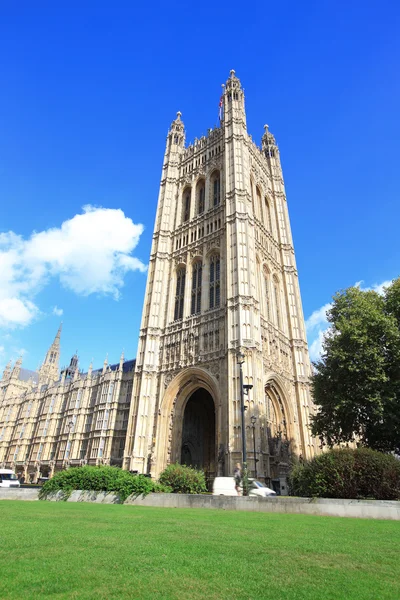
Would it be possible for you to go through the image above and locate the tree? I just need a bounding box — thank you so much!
[311,278,400,454]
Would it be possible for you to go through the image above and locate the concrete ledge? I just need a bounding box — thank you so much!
[0,488,40,501]
[2,487,400,519]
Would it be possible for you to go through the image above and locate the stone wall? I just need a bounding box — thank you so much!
[2,488,400,520]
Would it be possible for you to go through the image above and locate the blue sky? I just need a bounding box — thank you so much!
[1,1,399,372]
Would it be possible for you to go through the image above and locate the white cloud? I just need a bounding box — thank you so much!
[0,205,146,330]
[52,306,64,317]
[356,279,393,296]
[306,278,394,362]
[305,303,331,335]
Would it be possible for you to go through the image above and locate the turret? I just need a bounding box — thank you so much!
[1,360,12,381]
[38,323,62,386]
[222,69,247,131]
[11,357,22,380]
[61,353,79,380]
[262,124,279,160]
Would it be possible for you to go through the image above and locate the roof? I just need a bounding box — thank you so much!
[19,368,39,384]
[86,359,136,377]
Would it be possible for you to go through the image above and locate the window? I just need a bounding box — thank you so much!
[90,438,99,459]
[80,440,88,460]
[265,198,272,231]
[274,277,281,329]
[212,173,220,206]
[183,189,191,222]
[174,268,186,320]
[209,255,221,309]
[96,410,105,430]
[85,414,93,433]
[264,270,270,321]
[197,182,205,214]
[191,262,202,315]
[255,187,263,222]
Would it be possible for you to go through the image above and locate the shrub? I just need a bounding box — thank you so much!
[39,466,171,502]
[158,463,207,494]
[288,448,400,500]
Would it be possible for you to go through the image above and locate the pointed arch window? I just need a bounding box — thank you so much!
[174,268,186,320]
[191,262,202,315]
[212,172,220,207]
[183,189,191,222]
[265,197,272,232]
[263,269,270,321]
[209,255,220,309]
[198,184,205,214]
[273,276,281,329]
[256,186,263,222]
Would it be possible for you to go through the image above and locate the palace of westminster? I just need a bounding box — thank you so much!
[0,71,317,493]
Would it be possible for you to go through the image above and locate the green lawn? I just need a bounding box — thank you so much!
[0,501,399,600]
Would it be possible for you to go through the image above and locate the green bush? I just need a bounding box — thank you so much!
[288,448,400,500]
[158,463,207,494]
[39,466,171,502]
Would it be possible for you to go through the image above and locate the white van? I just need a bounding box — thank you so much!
[213,476,276,497]
[212,477,238,496]
[0,469,20,488]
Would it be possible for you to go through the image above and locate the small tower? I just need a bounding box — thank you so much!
[11,357,22,380]
[61,353,79,380]
[1,360,12,381]
[38,324,62,386]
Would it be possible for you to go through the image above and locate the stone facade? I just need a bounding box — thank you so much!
[0,71,317,493]
[0,327,133,483]
[124,71,317,492]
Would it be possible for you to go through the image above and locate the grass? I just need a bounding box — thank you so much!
[0,501,399,600]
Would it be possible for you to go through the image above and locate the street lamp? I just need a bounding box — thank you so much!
[250,414,258,480]
[236,350,253,496]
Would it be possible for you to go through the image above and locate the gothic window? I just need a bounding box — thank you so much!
[174,268,186,320]
[273,276,281,329]
[191,262,202,315]
[183,189,191,222]
[265,197,272,232]
[256,186,263,222]
[264,269,271,321]
[197,182,205,214]
[209,255,220,309]
[211,172,220,207]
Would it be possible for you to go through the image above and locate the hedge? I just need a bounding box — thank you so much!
[158,463,207,494]
[39,465,171,502]
[289,447,400,500]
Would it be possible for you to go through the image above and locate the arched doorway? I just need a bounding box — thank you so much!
[180,388,216,480]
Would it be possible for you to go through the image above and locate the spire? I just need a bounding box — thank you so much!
[87,360,93,379]
[55,322,62,342]
[38,324,62,386]
[102,354,108,375]
[1,360,12,381]
[119,350,125,372]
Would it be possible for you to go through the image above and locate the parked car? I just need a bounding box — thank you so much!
[0,469,21,488]
[248,479,276,497]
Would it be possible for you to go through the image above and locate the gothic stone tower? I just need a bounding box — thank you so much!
[125,71,317,490]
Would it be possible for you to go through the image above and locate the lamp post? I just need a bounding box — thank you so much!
[237,350,253,496]
[250,414,257,480]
